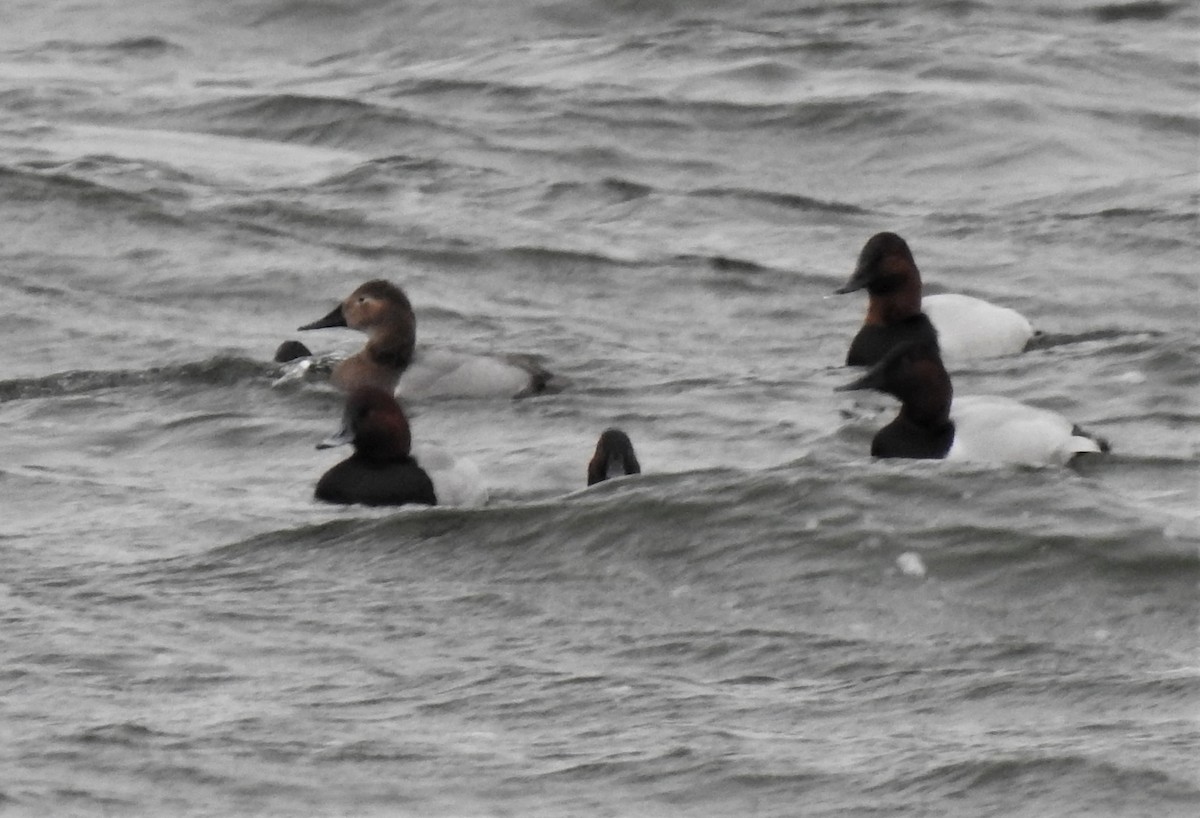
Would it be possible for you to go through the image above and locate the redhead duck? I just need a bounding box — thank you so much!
[315,387,488,507]
[293,280,557,399]
[587,428,641,486]
[837,341,1108,465]
[836,232,1033,366]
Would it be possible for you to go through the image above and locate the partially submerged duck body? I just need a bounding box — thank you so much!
[587,428,641,486]
[315,387,487,507]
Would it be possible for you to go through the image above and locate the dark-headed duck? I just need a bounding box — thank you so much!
[587,428,641,486]
[315,387,488,507]
[836,232,1033,366]
[838,341,1107,465]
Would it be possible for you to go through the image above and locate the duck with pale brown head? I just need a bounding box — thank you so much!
[299,280,416,393]
[290,279,560,399]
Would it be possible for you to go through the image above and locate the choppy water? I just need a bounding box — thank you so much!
[2,1,1198,815]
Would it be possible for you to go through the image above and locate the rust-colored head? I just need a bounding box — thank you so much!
[836,232,924,324]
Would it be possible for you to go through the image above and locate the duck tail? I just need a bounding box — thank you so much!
[506,354,570,398]
[1069,424,1110,455]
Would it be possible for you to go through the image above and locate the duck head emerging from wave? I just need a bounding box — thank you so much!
[838,341,1106,465]
[587,428,641,486]
[314,386,436,506]
[300,280,416,392]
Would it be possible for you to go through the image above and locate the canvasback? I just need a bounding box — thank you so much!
[836,232,1033,366]
[293,279,557,399]
[837,341,1108,465]
[587,428,641,486]
[314,387,488,507]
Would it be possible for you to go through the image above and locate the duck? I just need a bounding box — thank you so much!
[837,341,1108,465]
[587,428,641,486]
[286,279,558,399]
[314,386,488,507]
[835,232,1034,366]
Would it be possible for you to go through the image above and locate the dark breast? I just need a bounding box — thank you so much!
[846,314,939,367]
[871,416,955,460]
[315,455,437,506]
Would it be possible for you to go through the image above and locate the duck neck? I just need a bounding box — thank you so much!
[355,417,413,464]
[899,372,953,431]
[366,310,416,373]
[864,263,923,324]
[331,351,401,393]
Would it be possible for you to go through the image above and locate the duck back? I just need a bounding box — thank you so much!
[948,395,1103,466]
[923,294,1033,361]
[315,454,437,507]
[398,349,542,400]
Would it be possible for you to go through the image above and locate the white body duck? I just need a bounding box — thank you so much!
[288,280,556,399]
[836,232,1033,366]
[838,341,1107,466]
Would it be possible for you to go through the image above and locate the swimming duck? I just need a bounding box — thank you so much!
[837,341,1107,465]
[314,386,488,507]
[836,232,1033,366]
[587,428,641,486]
[292,279,557,399]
